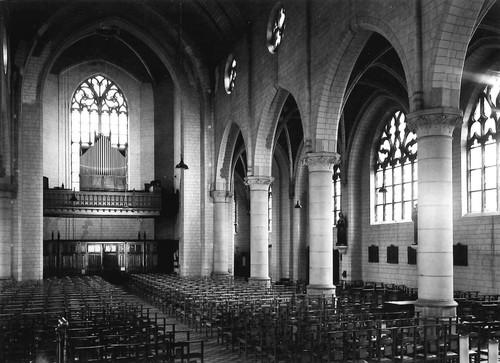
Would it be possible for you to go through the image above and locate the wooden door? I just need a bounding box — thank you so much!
[87,243,102,273]
[103,243,119,271]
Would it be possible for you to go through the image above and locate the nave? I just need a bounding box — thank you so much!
[0,275,243,363]
[3,274,500,362]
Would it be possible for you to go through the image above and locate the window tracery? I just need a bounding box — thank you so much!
[70,75,128,191]
[374,110,417,222]
[467,84,500,213]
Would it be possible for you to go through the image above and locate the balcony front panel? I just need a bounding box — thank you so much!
[44,189,161,217]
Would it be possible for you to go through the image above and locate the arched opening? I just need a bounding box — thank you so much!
[70,74,129,192]
[456,1,500,292]
[270,94,304,282]
[40,8,183,278]
[340,32,410,284]
[232,132,250,279]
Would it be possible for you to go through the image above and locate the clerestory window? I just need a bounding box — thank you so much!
[374,110,417,222]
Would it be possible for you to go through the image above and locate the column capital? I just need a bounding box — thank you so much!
[210,190,232,203]
[244,176,273,189]
[303,152,340,172]
[407,107,462,137]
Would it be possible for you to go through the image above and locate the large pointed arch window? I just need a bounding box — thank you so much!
[71,75,128,191]
[467,84,500,213]
[374,110,417,222]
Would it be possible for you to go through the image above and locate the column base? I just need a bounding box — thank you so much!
[307,284,336,297]
[212,272,232,281]
[248,277,271,288]
[414,299,457,318]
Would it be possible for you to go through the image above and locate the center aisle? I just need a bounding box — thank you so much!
[120,279,255,363]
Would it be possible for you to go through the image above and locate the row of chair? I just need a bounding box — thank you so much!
[128,273,500,362]
[127,274,425,362]
[0,275,204,362]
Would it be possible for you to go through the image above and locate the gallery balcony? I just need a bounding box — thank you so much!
[43,188,161,217]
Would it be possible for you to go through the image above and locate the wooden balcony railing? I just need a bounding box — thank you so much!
[43,189,161,217]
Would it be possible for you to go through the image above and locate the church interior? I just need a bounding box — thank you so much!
[2,0,500,361]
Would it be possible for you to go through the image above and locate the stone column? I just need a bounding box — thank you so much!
[304,152,340,295]
[245,176,273,286]
[279,194,291,280]
[0,191,12,278]
[407,108,461,318]
[211,190,230,276]
[291,201,301,281]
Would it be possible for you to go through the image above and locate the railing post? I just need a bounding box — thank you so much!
[459,334,469,363]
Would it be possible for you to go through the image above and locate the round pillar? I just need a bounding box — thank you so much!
[291,200,302,281]
[211,190,230,276]
[245,176,273,286]
[407,108,461,318]
[304,152,340,296]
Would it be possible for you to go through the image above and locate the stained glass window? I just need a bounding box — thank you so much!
[267,6,286,53]
[374,110,417,222]
[224,55,237,94]
[2,25,7,75]
[467,84,500,213]
[71,75,128,191]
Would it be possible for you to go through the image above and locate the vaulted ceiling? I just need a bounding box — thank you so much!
[7,0,268,84]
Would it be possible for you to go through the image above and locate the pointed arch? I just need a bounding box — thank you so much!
[253,88,305,177]
[214,122,249,192]
[424,0,486,108]
[314,15,414,155]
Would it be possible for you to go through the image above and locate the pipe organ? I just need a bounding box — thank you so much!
[80,135,127,191]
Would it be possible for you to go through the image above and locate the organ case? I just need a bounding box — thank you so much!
[80,135,127,191]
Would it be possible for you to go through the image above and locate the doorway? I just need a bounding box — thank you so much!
[103,243,119,271]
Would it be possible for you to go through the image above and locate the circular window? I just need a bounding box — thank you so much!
[224,54,237,94]
[267,5,286,54]
[2,26,7,74]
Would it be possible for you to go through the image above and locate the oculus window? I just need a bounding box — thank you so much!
[2,24,7,75]
[224,54,237,94]
[267,5,286,54]
[374,110,417,222]
[467,84,500,213]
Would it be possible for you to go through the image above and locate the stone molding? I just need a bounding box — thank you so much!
[210,189,232,203]
[244,176,274,188]
[407,108,463,137]
[303,152,341,172]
